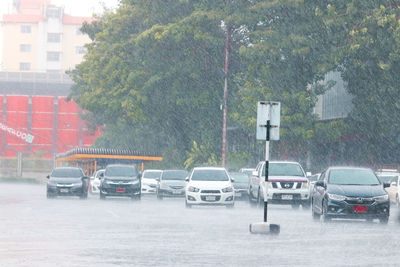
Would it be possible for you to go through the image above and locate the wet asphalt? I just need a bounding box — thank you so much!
[1,182,400,267]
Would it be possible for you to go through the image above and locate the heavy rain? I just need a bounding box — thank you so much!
[0,0,400,266]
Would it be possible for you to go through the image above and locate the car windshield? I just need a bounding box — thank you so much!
[143,171,162,179]
[328,169,380,185]
[161,170,188,180]
[263,163,305,177]
[229,172,249,183]
[191,169,229,181]
[51,168,83,178]
[105,166,137,177]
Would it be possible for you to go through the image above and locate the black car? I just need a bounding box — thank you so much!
[46,167,89,199]
[229,172,249,200]
[99,164,141,200]
[156,170,188,199]
[311,167,390,223]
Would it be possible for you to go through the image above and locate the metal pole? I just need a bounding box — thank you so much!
[222,26,230,168]
[264,104,271,223]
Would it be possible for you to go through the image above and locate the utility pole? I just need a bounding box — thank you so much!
[222,26,230,168]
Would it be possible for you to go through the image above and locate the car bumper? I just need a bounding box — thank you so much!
[234,189,248,199]
[141,184,157,194]
[47,186,84,196]
[325,199,390,219]
[101,185,141,197]
[186,192,234,206]
[268,188,310,204]
[158,188,185,197]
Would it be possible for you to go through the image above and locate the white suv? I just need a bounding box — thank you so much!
[185,167,234,208]
[248,161,310,208]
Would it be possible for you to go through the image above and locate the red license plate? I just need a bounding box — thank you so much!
[354,206,367,212]
[116,188,125,193]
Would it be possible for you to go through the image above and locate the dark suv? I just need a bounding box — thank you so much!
[46,167,89,199]
[99,164,141,200]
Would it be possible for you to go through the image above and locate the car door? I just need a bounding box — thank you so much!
[313,170,327,213]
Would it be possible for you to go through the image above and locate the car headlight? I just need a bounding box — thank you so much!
[72,182,83,187]
[301,182,309,189]
[187,186,200,192]
[374,194,389,202]
[125,180,139,185]
[222,186,233,193]
[47,180,57,186]
[327,193,346,201]
[160,183,169,189]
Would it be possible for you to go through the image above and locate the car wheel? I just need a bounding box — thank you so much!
[100,192,106,200]
[312,201,321,221]
[291,203,300,209]
[185,200,192,208]
[396,194,399,208]
[131,194,141,201]
[379,216,389,224]
[226,203,235,209]
[249,189,257,207]
[302,201,311,210]
[322,201,331,222]
[46,191,55,199]
[157,192,163,200]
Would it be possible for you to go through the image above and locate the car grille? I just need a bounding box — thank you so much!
[170,186,184,189]
[149,184,157,188]
[201,190,220,194]
[57,184,73,187]
[280,182,294,189]
[345,197,375,205]
[201,195,221,202]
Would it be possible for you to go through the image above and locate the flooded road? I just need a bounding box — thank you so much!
[1,182,400,267]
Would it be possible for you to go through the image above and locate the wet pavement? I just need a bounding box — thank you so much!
[1,182,400,267]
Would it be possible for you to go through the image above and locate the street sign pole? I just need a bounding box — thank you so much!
[250,101,280,235]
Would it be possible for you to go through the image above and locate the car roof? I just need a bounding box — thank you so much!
[192,167,227,171]
[143,169,162,172]
[268,161,302,164]
[327,166,373,171]
[106,164,135,168]
[53,166,81,170]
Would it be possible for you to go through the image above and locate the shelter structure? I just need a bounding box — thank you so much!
[55,148,163,175]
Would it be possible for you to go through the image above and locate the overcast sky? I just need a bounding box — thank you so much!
[0,0,120,71]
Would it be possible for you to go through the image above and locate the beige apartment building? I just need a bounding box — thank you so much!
[1,0,94,73]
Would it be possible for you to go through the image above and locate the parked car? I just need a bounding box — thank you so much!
[248,161,310,208]
[99,164,141,200]
[141,169,162,194]
[185,167,234,208]
[311,167,390,223]
[46,167,89,199]
[229,172,250,200]
[90,169,105,194]
[156,170,188,199]
[376,169,400,205]
[239,168,256,177]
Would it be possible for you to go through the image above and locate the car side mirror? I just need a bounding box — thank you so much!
[306,172,312,177]
[231,178,235,182]
[46,175,50,179]
[185,177,189,182]
[252,171,258,176]
[390,181,397,187]
[383,182,391,188]
[156,177,160,182]
[315,180,325,188]
[99,172,104,178]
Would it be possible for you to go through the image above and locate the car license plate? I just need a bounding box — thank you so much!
[235,192,242,197]
[60,189,69,193]
[205,195,216,201]
[173,190,181,194]
[354,206,367,213]
[116,188,125,193]
[281,194,293,200]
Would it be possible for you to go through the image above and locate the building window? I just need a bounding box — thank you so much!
[75,46,87,54]
[20,44,31,52]
[21,25,31,33]
[46,8,62,19]
[47,52,60,61]
[19,62,31,71]
[47,33,61,43]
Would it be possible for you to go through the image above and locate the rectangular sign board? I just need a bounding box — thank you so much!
[256,101,280,141]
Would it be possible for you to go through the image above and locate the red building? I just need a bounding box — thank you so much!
[0,72,101,158]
